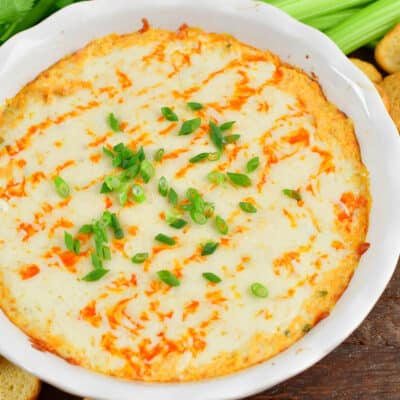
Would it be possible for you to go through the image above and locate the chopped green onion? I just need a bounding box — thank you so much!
[207,152,221,161]
[108,112,121,132]
[79,224,93,234]
[202,272,222,283]
[227,172,252,187]
[131,252,149,264]
[132,184,146,203]
[178,118,202,136]
[169,218,188,229]
[103,146,114,158]
[111,213,124,239]
[239,201,257,213]
[209,121,224,152]
[219,121,235,131]
[102,246,111,260]
[82,267,109,282]
[99,211,112,228]
[203,202,215,218]
[105,175,121,191]
[246,156,260,173]
[215,216,229,235]
[64,231,80,255]
[224,134,241,143]
[201,241,219,256]
[189,152,209,163]
[168,188,178,206]
[118,184,130,206]
[137,146,146,162]
[325,0,400,54]
[90,252,103,269]
[140,160,155,183]
[303,323,312,333]
[187,102,203,110]
[158,176,169,197]
[190,210,207,225]
[283,188,302,201]
[250,282,269,298]
[157,270,180,287]
[207,170,226,185]
[54,176,70,198]
[100,182,112,194]
[161,107,178,121]
[154,148,165,162]
[155,233,176,246]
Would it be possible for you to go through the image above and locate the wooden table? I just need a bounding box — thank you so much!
[40,259,400,400]
[39,45,399,399]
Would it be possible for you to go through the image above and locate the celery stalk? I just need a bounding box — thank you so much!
[259,0,373,20]
[303,8,360,31]
[326,0,400,54]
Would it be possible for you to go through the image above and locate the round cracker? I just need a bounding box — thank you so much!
[374,83,391,112]
[375,23,400,74]
[350,58,383,83]
[381,72,400,132]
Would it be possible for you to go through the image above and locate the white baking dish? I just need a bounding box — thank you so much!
[0,1,399,399]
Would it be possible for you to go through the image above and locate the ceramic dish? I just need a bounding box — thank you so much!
[0,0,399,399]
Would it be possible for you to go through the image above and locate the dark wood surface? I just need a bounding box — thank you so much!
[39,261,400,400]
[37,46,399,399]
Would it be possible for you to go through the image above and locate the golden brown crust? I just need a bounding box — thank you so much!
[349,58,383,83]
[381,72,400,132]
[375,23,400,74]
[0,25,370,382]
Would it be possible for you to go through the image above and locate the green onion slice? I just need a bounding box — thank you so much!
[239,201,257,213]
[201,241,219,256]
[157,270,180,287]
[227,172,252,187]
[140,160,155,184]
[250,282,269,298]
[82,267,109,282]
[79,224,93,234]
[108,112,120,132]
[158,176,168,197]
[154,148,165,162]
[111,213,124,239]
[189,152,209,163]
[209,121,224,152]
[215,216,229,235]
[207,170,226,185]
[91,252,103,269]
[169,218,188,229]
[168,188,178,206]
[54,176,70,198]
[64,231,80,255]
[161,107,178,121]
[219,121,235,131]
[224,134,240,144]
[202,272,222,283]
[283,188,302,201]
[155,233,176,246]
[187,102,203,110]
[246,156,260,173]
[178,118,201,136]
[131,252,149,264]
[131,184,146,203]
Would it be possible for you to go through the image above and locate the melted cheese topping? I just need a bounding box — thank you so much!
[0,24,370,381]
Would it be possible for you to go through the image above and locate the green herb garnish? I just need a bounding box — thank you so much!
[207,170,226,185]
[82,267,109,282]
[246,156,260,173]
[250,282,269,298]
[201,241,219,256]
[227,172,252,187]
[189,152,209,163]
[111,213,124,239]
[131,252,149,264]
[209,121,224,152]
[223,134,240,144]
[155,233,176,246]
[131,184,146,203]
[108,113,120,132]
[104,175,121,191]
[219,121,235,131]
[158,176,168,197]
[239,201,257,213]
[283,188,302,201]
[157,270,180,287]
[168,188,178,206]
[79,224,93,234]
[64,231,80,255]
[140,160,155,183]
[169,218,188,229]
[54,176,70,198]
[215,216,229,235]
[187,102,203,110]
[202,272,222,283]
[178,118,201,136]
[154,148,165,162]
[161,107,178,121]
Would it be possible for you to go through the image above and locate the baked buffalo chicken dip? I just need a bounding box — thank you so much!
[0,22,370,381]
